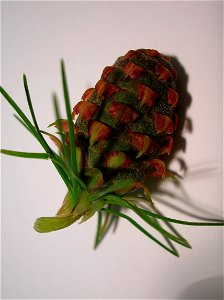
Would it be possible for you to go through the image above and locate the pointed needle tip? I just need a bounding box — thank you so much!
[60,59,65,68]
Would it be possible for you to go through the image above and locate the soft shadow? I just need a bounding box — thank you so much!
[178,276,224,299]
[169,55,192,154]
[163,55,192,174]
[153,177,224,222]
[145,56,223,222]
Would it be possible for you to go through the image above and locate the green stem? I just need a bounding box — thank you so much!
[0,85,72,192]
[94,211,102,249]
[143,211,224,226]
[53,94,70,164]
[110,195,224,226]
[23,74,54,155]
[88,179,134,202]
[1,149,49,159]
[13,114,35,136]
[102,208,179,257]
[49,155,86,190]
[61,60,78,205]
[104,194,190,248]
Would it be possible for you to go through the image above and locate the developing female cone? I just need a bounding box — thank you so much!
[73,49,178,189]
[35,48,179,232]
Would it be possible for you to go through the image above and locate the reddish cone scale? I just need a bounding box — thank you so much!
[153,112,173,134]
[89,120,112,145]
[104,151,133,170]
[123,62,144,79]
[95,80,120,99]
[73,101,98,121]
[146,159,166,179]
[167,88,178,108]
[137,83,159,107]
[159,136,173,156]
[102,66,115,79]
[130,132,155,157]
[82,88,95,101]
[108,102,139,124]
[156,62,172,82]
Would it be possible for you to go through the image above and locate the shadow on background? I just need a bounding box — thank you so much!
[161,54,192,177]
[169,55,192,157]
[147,55,223,221]
[178,275,224,300]
[153,56,222,220]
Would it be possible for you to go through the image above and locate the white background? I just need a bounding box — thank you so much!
[1,1,223,299]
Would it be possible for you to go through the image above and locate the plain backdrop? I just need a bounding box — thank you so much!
[1,1,223,299]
